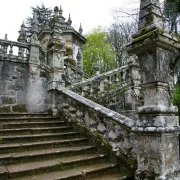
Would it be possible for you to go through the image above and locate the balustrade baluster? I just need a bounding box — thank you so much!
[0,43,3,55]
[18,47,24,57]
[115,73,119,83]
[90,84,93,97]
[25,49,29,58]
[81,86,86,96]
[108,76,112,86]
[3,44,8,55]
[99,79,104,92]
[9,44,13,55]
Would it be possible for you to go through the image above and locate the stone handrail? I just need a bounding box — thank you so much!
[69,65,129,89]
[63,61,90,85]
[64,61,91,79]
[0,39,30,58]
[68,65,130,100]
[55,86,137,169]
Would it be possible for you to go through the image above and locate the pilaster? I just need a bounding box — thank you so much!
[48,6,65,89]
[47,6,66,116]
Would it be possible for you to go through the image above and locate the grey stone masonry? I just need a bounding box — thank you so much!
[127,0,180,179]
[0,5,86,113]
[69,55,142,119]
[56,86,137,171]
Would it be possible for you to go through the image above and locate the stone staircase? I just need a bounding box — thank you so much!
[0,113,131,180]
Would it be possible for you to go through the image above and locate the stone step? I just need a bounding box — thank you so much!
[0,126,73,135]
[0,132,81,144]
[6,154,112,179]
[0,145,97,165]
[11,162,119,180]
[0,113,51,118]
[0,117,60,123]
[0,113,126,179]
[0,138,89,154]
[1,121,67,129]
[88,173,125,180]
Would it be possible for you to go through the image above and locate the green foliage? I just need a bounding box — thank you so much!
[163,0,180,33]
[173,85,180,106]
[83,26,117,76]
[166,0,180,13]
[25,4,52,37]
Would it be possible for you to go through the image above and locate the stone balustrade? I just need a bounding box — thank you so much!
[68,65,130,102]
[63,61,90,85]
[67,62,142,119]
[0,39,30,61]
[55,86,137,170]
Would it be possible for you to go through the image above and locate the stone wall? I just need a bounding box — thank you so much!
[0,61,28,112]
[55,86,137,171]
[0,60,50,113]
[26,73,50,113]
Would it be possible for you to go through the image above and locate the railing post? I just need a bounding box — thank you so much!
[47,7,66,116]
[127,0,180,179]
[124,55,141,112]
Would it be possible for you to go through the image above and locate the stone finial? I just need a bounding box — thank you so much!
[32,10,38,25]
[79,23,83,34]
[138,0,164,30]
[67,14,72,26]
[48,6,65,49]
[54,6,59,21]
[76,48,82,70]
[59,5,65,22]
[59,5,63,16]
[4,34,8,40]
[17,22,27,43]
[77,48,81,60]
[30,10,39,44]
[44,18,50,30]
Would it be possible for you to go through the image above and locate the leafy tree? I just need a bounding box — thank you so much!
[83,27,116,76]
[108,6,138,67]
[163,0,180,33]
[108,21,137,67]
[25,4,52,38]
[173,84,180,118]
[166,0,180,12]
[173,84,180,105]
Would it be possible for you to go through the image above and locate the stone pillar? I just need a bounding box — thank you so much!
[76,48,83,71]
[127,0,180,179]
[29,10,40,77]
[48,6,65,89]
[47,6,65,115]
[26,10,43,113]
[124,55,141,111]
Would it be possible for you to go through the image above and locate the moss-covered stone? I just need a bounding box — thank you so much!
[2,97,15,104]
[133,29,159,44]
[0,106,10,112]
[12,104,27,112]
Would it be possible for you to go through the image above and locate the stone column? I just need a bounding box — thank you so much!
[48,6,65,89]
[47,6,65,115]
[76,48,83,71]
[29,10,40,77]
[27,10,43,113]
[127,0,180,179]
[124,55,141,111]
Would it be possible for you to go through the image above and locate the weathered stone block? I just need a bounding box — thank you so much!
[0,106,10,112]
[1,96,16,104]
[16,92,25,104]
[7,85,15,91]
[14,80,24,91]
[12,104,27,112]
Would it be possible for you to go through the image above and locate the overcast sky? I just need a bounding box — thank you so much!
[0,0,163,41]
